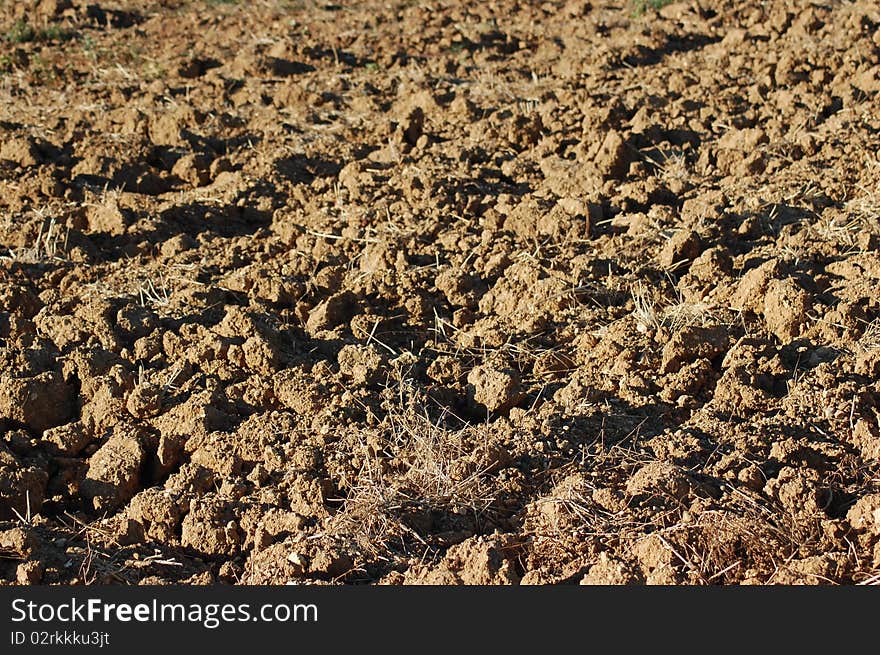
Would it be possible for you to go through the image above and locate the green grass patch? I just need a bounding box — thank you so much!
[5,19,75,44]
[38,23,76,42]
[632,0,675,15]
[6,18,35,43]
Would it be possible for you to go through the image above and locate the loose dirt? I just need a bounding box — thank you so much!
[1,0,879,585]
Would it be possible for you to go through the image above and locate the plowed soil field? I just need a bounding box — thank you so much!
[1,0,880,585]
